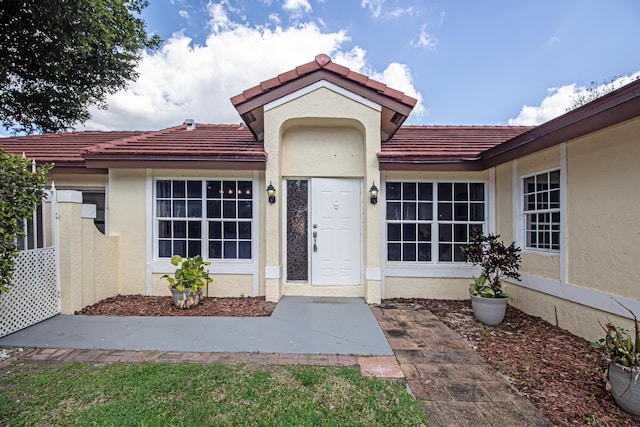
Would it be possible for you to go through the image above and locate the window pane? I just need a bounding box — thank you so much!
[386,182,401,200]
[238,181,252,199]
[549,170,560,189]
[403,182,416,200]
[454,224,467,243]
[157,180,171,198]
[439,224,452,242]
[207,200,221,218]
[454,203,468,221]
[454,183,468,201]
[524,177,535,193]
[550,189,560,209]
[387,202,401,220]
[438,183,452,201]
[238,222,251,239]
[174,240,186,257]
[403,202,416,220]
[207,181,222,199]
[224,241,237,258]
[438,203,452,221]
[223,201,236,218]
[388,223,401,241]
[223,181,236,198]
[454,244,466,262]
[417,202,433,220]
[238,241,251,259]
[403,223,416,241]
[470,203,484,221]
[187,200,202,218]
[418,224,431,242]
[403,243,416,261]
[187,181,202,198]
[525,194,536,211]
[157,200,171,217]
[173,181,186,198]
[418,243,431,261]
[159,240,172,258]
[173,200,186,217]
[439,244,452,262]
[174,221,186,238]
[209,241,222,258]
[209,221,222,239]
[388,243,401,261]
[238,201,252,218]
[159,221,172,238]
[223,222,237,239]
[187,241,201,258]
[469,183,484,201]
[537,173,548,191]
[188,221,201,238]
[418,183,433,201]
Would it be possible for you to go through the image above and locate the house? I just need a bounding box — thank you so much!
[2,53,639,341]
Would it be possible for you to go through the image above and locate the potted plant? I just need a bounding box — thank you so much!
[591,301,640,416]
[161,255,212,309]
[460,233,521,326]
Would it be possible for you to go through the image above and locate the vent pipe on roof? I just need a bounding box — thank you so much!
[183,119,196,131]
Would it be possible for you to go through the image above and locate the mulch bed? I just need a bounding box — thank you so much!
[75,295,276,317]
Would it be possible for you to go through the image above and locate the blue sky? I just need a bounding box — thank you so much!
[80,0,640,131]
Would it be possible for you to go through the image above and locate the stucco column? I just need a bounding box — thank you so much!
[57,190,86,314]
[364,130,382,304]
[264,113,282,302]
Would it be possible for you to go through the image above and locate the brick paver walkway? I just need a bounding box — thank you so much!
[372,303,554,427]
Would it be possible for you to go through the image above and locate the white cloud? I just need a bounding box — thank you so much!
[81,4,424,131]
[178,10,189,19]
[509,72,640,126]
[387,7,413,18]
[282,0,311,15]
[361,0,385,18]
[411,25,437,50]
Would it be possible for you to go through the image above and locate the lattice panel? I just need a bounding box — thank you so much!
[0,248,59,337]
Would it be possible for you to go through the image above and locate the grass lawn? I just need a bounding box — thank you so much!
[1,362,424,426]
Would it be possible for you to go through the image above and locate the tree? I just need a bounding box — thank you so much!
[0,0,161,134]
[566,77,618,112]
[0,149,51,293]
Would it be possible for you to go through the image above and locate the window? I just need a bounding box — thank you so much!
[155,179,253,260]
[523,170,560,251]
[385,181,485,263]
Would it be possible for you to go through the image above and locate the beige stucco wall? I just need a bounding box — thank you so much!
[50,173,107,188]
[151,274,254,297]
[566,118,640,297]
[108,169,147,294]
[58,193,119,314]
[384,278,472,299]
[263,85,382,302]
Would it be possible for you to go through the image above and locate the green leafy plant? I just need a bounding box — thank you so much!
[0,149,51,293]
[590,301,640,369]
[161,255,212,293]
[460,233,521,298]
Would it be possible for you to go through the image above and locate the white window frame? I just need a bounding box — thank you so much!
[383,180,489,276]
[519,168,562,254]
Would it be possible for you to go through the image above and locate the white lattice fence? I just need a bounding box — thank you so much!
[0,247,59,337]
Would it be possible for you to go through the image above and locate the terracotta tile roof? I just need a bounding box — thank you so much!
[379,125,534,162]
[230,53,417,109]
[82,124,266,162]
[0,131,145,166]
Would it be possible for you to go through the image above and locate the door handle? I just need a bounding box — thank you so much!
[312,230,318,252]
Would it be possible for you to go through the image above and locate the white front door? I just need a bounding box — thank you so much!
[310,178,361,285]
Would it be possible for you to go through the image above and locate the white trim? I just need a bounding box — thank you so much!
[385,264,481,278]
[265,265,281,279]
[559,143,567,284]
[488,168,496,234]
[517,274,640,321]
[512,160,520,247]
[104,180,110,235]
[380,172,387,298]
[145,169,153,295]
[252,171,260,296]
[366,268,381,280]
[56,190,83,203]
[264,80,382,113]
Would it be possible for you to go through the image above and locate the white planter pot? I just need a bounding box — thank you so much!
[170,288,203,309]
[470,295,508,326]
[608,362,640,416]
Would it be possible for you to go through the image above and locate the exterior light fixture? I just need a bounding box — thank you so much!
[266,182,276,204]
[369,182,379,205]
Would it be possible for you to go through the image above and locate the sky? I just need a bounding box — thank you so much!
[78,0,640,132]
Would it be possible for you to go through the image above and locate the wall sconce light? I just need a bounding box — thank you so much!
[266,182,276,204]
[369,182,379,205]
